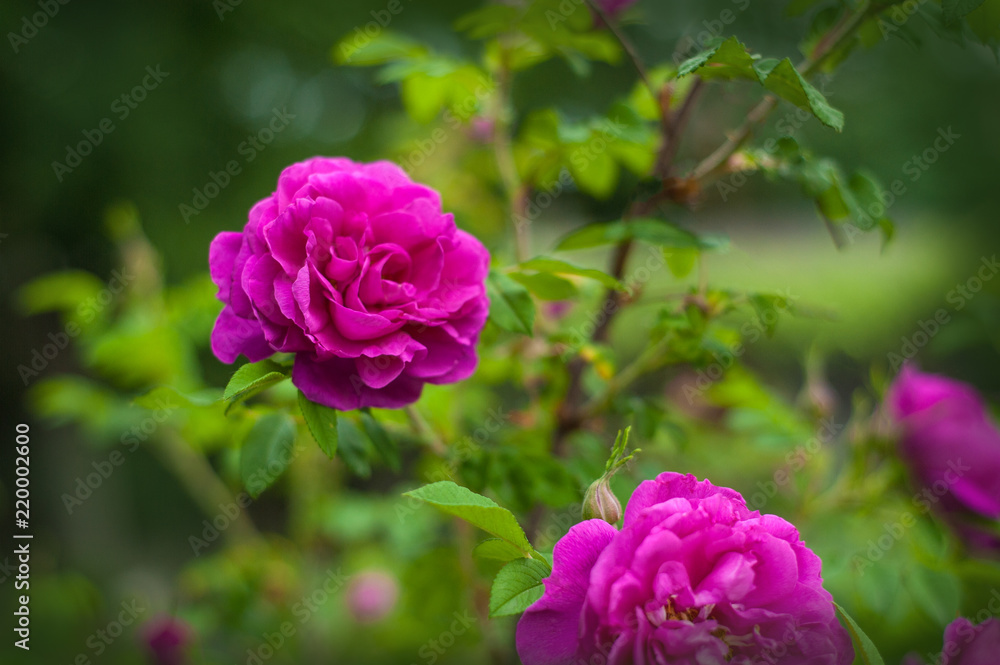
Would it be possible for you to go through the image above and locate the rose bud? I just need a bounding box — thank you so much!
[582,478,622,525]
[140,616,191,665]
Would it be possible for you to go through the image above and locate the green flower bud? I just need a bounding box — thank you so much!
[582,478,622,525]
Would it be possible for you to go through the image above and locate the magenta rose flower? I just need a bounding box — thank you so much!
[903,617,1000,665]
[209,157,490,410]
[887,366,1000,537]
[140,616,192,665]
[516,473,852,665]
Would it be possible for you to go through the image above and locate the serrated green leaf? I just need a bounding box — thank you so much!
[834,603,885,665]
[223,359,289,412]
[474,538,531,562]
[759,58,844,131]
[489,558,549,617]
[404,481,535,555]
[519,257,624,291]
[943,0,988,24]
[508,272,579,301]
[297,390,338,459]
[486,270,536,335]
[240,412,297,498]
[360,409,400,471]
[677,36,762,82]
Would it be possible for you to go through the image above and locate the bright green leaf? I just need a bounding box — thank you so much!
[474,538,531,562]
[665,247,700,279]
[404,481,535,555]
[518,257,624,291]
[223,359,290,413]
[677,36,762,82]
[298,390,338,459]
[508,272,579,301]
[489,558,550,617]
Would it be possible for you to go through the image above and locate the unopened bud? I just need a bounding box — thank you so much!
[583,479,622,525]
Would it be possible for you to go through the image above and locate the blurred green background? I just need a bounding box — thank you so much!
[1,0,999,663]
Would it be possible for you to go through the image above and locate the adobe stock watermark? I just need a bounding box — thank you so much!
[17,267,135,386]
[337,0,414,63]
[240,568,349,665]
[51,65,170,182]
[396,76,497,174]
[852,458,971,574]
[61,396,178,515]
[7,0,71,54]
[55,598,146,662]
[923,590,1000,664]
[886,254,998,371]
[179,107,295,224]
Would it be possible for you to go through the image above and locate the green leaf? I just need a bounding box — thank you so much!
[489,558,550,617]
[487,269,536,335]
[518,257,624,291]
[556,218,724,252]
[568,148,619,198]
[333,31,428,66]
[474,538,531,562]
[134,385,218,410]
[677,36,762,82]
[240,412,297,498]
[223,359,290,413]
[337,418,372,478]
[664,247,700,278]
[297,391,338,459]
[404,481,535,555]
[759,58,844,131]
[360,409,400,471]
[834,603,885,665]
[508,272,579,301]
[943,0,988,24]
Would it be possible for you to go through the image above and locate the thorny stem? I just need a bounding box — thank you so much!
[554,1,874,451]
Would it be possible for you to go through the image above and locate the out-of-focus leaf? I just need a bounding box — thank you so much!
[508,272,578,301]
[240,412,297,498]
[487,270,536,335]
[360,409,400,471]
[519,257,624,291]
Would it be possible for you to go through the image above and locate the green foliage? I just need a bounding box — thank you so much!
[835,603,886,665]
[486,269,536,335]
[240,412,297,498]
[488,558,550,617]
[223,359,290,413]
[298,390,338,459]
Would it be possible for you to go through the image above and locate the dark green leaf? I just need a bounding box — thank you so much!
[240,412,297,498]
[360,409,400,471]
[487,269,536,335]
[223,359,289,413]
[337,419,372,478]
[834,603,885,665]
[489,558,550,617]
[759,58,844,131]
[404,481,535,555]
[677,36,762,82]
[297,390,338,459]
[943,0,988,24]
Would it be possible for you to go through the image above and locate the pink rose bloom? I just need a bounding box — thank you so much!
[209,157,490,410]
[887,366,1000,543]
[904,617,1000,665]
[516,473,852,665]
[347,570,400,624]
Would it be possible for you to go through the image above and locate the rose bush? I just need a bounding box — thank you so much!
[209,157,490,410]
[516,473,852,664]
